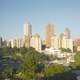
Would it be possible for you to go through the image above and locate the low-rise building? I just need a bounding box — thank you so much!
[43,48,75,65]
[77,46,80,51]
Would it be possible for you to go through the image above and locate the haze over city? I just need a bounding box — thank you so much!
[0,0,80,39]
[1,0,80,80]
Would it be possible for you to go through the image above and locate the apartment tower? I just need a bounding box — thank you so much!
[23,22,32,48]
[46,24,54,48]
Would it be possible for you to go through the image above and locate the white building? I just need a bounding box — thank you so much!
[62,38,73,52]
[51,35,59,49]
[11,38,23,48]
[11,39,16,48]
[30,33,41,52]
[44,48,75,65]
[23,22,32,48]
[23,22,32,37]
[44,48,61,55]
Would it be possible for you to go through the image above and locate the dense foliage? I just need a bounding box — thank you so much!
[60,48,72,53]
[0,47,49,79]
[70,51,80,69]
[0,47,80,80]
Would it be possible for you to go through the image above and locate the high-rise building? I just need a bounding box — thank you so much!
[0,37,2,48]
[46,23,54,47]
[11,38,23,48]
[23,22,32,48]
[15,37,22,48]
[23,36,30,48]
[62,38,73,52]
[30,33,41,52]
[11,39,16,48]
[7,40,11,47]
[61,28,73,51]
[59,33,64,48]
[64,28,70,39]
[58,28,73,51]
[51,34,59,49]
[23,22,32,37]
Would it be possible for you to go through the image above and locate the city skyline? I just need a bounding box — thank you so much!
[0,0,80,39]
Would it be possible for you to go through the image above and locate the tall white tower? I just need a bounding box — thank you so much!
[23,22,32,48]
[23,22,32,37]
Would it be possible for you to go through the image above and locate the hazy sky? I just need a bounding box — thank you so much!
[0,0,80,40]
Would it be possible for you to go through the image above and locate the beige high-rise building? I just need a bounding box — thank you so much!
[51,34,59,49]
[30,33,41,51]
[61,28,73,51]
[46,27,73,51]
[46,23,54,48]
[23,22,32,48]
[23,36,30,48]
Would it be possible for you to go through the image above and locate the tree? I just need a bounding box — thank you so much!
[73,46,77,52]
[44,64,65,77]
[70,51,80,69]
[60,48,72,53]
[0,65,13,79]
[74,52,80,67]
[21,47,49,80]
[66,48,72,53]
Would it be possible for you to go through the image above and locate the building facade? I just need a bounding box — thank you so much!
[11,38,23,48]
[50,28,73,51]
[51,34,59,49]
[46,23,54,47]
[30,33,41,51]
[23,22,32,48]
[23,22,32,37]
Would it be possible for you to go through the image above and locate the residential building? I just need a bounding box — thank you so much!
[77,46,80,51]
[51,34,59,49]
[23,36,30,48]
[43,48,75,65]
[46,23,54,48]
[11,38,23,48]
[23,21,32,48]
[30,33,41,51]
[7,40,11,47]
[11,39,16,48]
[23,22,32,37]
[62,38,73,52]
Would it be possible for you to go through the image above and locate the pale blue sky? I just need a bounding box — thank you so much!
[0,0,80,39]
